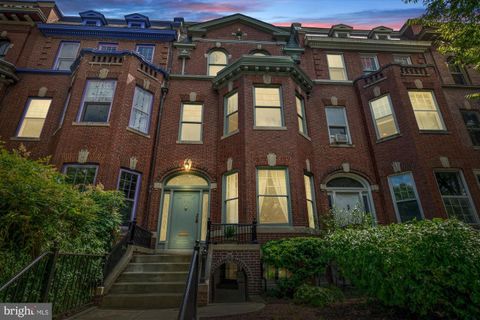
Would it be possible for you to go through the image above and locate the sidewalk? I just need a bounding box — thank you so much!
[68,302,265,320]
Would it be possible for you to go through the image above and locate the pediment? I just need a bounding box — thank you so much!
[189,14,289,40]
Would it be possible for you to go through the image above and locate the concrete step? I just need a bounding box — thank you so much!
[132,254,191,263]
[101,293,183,309]
[110,282,185,294]
[125,262,190,273]
[117,271,188,283]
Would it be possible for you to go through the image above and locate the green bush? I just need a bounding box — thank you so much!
[293,284,344,307]
[0,144,124,285]
[262,219,480,319]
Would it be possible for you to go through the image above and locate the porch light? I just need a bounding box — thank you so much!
[183,158,192,171]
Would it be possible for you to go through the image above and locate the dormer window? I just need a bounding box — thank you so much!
[335,32,350,38]
[376,34,390,40]
[128,21,145,28]
[79,11,107,27]
[84,20,100,26]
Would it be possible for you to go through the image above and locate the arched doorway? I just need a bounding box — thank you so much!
[211,261,248,303]
[157,173,210,249]
[325,174,376,221]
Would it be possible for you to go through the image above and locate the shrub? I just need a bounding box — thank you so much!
[293,284,344,307]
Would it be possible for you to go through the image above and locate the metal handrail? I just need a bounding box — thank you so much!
[207,219,258,244]
[0,252,50,291]
[178,242,200,320]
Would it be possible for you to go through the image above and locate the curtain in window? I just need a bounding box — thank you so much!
[86,81,115,102]
[258,170,288,224]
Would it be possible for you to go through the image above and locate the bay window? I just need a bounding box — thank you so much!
[369,94,399,139]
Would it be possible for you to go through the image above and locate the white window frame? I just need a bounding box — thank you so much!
[117,169,141,224]
[434,169,479,224]
[326,53,348,81]
[224,91,239,136]
[360,54,379,73]
[77,79,117,123]
[16,98,52,138]
[296,95,308,136]
[393,54,412,65]
[256,167,291,225]
[408,90,446,132]
[253,86,284,128]
[136,44,155,63]
[178,103,204,143]
[325,106,352,144]
[223,171,239,223]
[53,41,80,71]
[128,86,153,134]
[387,172,424,222]
[98,43,118,52]
[304,174,317,229]
[368,94,400,140]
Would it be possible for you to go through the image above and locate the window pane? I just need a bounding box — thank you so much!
[129,87,152,133]
[370,96,393,119]
[226,199,239,223]
[377,115,398,138]
[226,93,238,114]
[159,193,170,241]
[82,103,110,122]
[65,166,97,191]
[208,51,227,64]
[255,108,282,127]
[227,113,238,133]
[226,173,238,199]
[461,111,480,146]
[201,193,209,241]
[298,117,305,133]
[61,43,79,58]
[408,91,437,111]
[361,56,378,71]
[329,68,347,80]
[327,177,363,188]
[182,104,202,122]
[408,91,445,130]
[18,99,52,138]
[136,46,154,62]
[307,201,315,228]
[258,196,289,224]
[57,59,75,70]
[435,172,466,196]
[208,65,225,76]
[327,54,344,68]
[85,81,115,102]
[304,175,312,200]
[370,96,399,138]
[258,170,287,196]
[397,200,422,222]
[180,123,202,141]
[167,174,208,186]
[296,96,303,115]
[255,88,281,107]
[413,111,443,130]
[326,107,346,126]
[389,173,422,222]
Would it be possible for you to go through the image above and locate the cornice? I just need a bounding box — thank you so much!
[37,23,176,41]
[305,35,431,53]
[212,55,313,93]
[0,59,18,83]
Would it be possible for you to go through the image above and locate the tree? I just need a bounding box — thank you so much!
[404,0,480,98]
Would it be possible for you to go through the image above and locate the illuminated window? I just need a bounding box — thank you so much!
[208,50,227,76]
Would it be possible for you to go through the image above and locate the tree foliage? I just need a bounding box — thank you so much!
[0,143,124,284]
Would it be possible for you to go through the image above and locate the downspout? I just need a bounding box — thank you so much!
[142,38,174,229]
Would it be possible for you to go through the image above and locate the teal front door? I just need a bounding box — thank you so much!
[169,191,200,249]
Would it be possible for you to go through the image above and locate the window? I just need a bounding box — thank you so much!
[98,43,118,52]
[250,50,269,56]
[64,164,97,191]
[369,95,399,139]
[435,171,478,224]
[54,42,80,70]
[257,169,290,224]
[179,104,203,142]
[224,92,238,135]
[376,34,390,40]
[448,61,469,85]
[0,40,10,58]
[254,87,283,128]
[57,92,71,129]
[335,32,349,38]
[128,22,145,28]
[393,55,412,65]
[17,98,52,138]
[326,176,375,225]
[408,91,446,131]
[118,169,141,224]
[84,20,100,26]
[388,172,423,222]
[223,172,238,223]
[304,175,316,228]
[136,45,154,63]
[296,95,308,136]
[326,54,347,80]
[461,111,480,146]
[78,80,116,123]
[325,107,351,144]
[360,55,379,73]
[208,50,227,76]
[129,87,153,134]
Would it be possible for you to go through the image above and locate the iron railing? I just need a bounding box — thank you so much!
[0,249,104,317]
[207,219,257,244]
[178,242,200,320]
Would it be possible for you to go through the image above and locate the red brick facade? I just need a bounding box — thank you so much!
[0,1,479,295]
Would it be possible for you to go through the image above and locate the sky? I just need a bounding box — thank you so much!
[54,0,426,30]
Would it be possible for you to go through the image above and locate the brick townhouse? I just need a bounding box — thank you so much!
[0,0,479,304]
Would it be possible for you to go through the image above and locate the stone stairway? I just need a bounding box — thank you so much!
[101,253,191,309]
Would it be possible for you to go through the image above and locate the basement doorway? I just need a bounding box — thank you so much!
[211,261,247,303]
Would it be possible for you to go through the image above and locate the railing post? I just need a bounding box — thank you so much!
[40,244,59,303]
[128,219,137,245]
[252,218,258,244]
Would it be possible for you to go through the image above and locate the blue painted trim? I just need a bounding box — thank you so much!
[37,23,176,42]
[16,68,71,75]
[70,48,169,77]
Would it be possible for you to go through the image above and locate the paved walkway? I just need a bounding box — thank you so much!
[68,302,265,320]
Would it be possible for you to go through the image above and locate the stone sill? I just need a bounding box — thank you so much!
[10,137,40,142]
[221,129,239,140]
[418,130,450,135]
[329,143,354,148]
[253,126,287,131]
[126,127,150,138]
[176,140,203,144]
[313,79,353,86]
[376,133,402,143]
[72,122,110,127]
